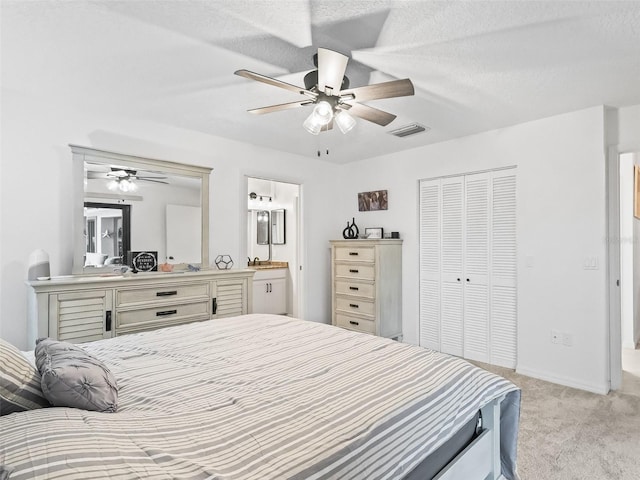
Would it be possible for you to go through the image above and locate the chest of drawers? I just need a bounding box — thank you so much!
[26,269,255,345]
[330,239,402,339]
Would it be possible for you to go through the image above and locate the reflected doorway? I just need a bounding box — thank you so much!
[246,177,302,318]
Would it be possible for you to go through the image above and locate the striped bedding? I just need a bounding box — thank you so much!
[1,314,519,479]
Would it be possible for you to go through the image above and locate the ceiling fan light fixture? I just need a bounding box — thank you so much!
[303,112,323,135]
[335,110,356,134]
[313,101,333,125]
[108,177,138,193]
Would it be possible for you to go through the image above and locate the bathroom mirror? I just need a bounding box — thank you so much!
[71,145,212,274]
[271,209,286,245]
[257,210,270,245]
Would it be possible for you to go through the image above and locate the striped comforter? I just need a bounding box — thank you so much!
[1,314,519,479]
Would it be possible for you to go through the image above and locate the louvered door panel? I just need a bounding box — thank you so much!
[419,180,441,350]
[463,173,490,362]
[490,171,517,367]
[50,290,112,343]
[214,280,247,317]
[440,177,464,356]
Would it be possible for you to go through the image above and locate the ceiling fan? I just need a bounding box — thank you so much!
[87,168,168,193]
[234,48,414,135]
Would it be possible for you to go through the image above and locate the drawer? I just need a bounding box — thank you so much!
[335,313,376,335]
[116,282,209,307]
[334,246,375,263]
[116,301,210,329]
[336,297,375,317]
[335,263,375,280]
[335,281,375,299]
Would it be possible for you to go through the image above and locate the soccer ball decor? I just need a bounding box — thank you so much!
[215,255,234,270]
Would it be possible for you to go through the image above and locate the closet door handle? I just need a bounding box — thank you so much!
[466,278,470,282]
[457,278,461,282]
[212,298,217,315]
[156,309,177,317]
[105,310,112,332]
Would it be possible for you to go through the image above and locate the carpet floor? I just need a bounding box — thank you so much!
[476,363,640,480]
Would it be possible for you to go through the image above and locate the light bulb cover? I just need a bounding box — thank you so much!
[335,110,356,134]
[303,112,322,135]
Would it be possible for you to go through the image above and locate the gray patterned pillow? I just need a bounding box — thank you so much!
[0,338,49,415]
[35,338,118,413]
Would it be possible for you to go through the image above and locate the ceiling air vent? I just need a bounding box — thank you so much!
[388,123,429,138]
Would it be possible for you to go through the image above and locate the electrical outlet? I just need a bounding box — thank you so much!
[562,333,573,347]
[551,330,561,344]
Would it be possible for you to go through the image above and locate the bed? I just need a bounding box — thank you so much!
[1,314,520,479]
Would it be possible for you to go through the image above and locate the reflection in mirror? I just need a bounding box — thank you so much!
[71,145,211,274]
[83,202,131,267]
[271,209,286,245]
[257,211,270,245]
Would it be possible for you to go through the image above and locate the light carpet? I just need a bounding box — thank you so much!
[476,363,640,480]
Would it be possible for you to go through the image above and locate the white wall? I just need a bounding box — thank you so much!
[338,106,609,394]
[0,90,340,350]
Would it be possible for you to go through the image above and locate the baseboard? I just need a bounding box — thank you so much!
[516,366,609,395]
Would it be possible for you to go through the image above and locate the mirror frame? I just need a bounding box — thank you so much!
[271,209,286,245]
[71,145,212,274]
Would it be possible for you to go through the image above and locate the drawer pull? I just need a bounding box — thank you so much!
[349,320,359,326]
[349,303,359,309]
[349,286,359,291]
[349,269,359,273]
[105,310,112,332]
[212,298,217,315]
[156,309,178,317]
[156,291,178,297]
[349,252,359,256]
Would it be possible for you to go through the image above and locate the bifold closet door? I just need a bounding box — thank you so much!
[489,171,517,368]
[462,173,490,363]
[419,169,517,368]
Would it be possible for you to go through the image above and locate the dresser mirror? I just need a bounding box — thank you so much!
[71,145,212,274]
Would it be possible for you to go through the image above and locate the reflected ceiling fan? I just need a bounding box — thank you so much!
[235,48,414,135]
[87,168,168,193]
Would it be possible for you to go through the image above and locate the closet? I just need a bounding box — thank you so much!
[419,168,517,368]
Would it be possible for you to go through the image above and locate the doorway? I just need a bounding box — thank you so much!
[610,151,640,395]
[246,176,303,318]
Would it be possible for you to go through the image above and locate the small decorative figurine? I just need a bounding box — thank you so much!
[342,217,359,239]
[215,255,234,270]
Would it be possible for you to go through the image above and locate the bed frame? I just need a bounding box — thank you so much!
[434,395,506,480]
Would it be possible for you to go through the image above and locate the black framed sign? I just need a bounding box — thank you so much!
[130,251,158,272]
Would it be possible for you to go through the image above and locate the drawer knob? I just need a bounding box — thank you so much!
[156,309,178,317]
[349,303,359,309]
[349,320,359,326]
[349,286,359,291]
[349,269,359,273]
[349,252,359,256]
[156,291,178,297]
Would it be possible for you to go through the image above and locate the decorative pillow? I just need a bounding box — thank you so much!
[0,338,49,415]
[35,338,118,413]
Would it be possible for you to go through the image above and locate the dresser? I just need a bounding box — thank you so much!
[26,269,254,346]
[330,239,402,339]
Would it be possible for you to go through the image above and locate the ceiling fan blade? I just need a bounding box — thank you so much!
[340,102,397,126]
[340,78,414,102]
[317,48,349,94]
[139,179,169,185]
[234,69,316,98]
[248,100,314,115]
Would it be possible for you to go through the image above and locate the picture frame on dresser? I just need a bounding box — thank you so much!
[365,227,383,239]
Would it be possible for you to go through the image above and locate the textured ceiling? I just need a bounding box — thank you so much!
[3,1,640,164]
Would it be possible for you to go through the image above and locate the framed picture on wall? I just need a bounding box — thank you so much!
[635,165,640,219]
[358,190,388,211]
